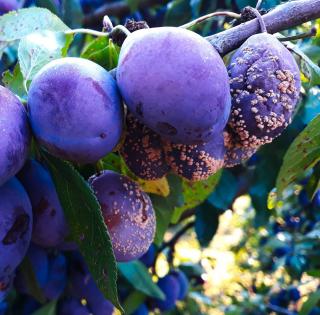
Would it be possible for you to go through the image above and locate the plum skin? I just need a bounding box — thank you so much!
[90,170,156,262]
[28,57,124,164]
[164,133,225,181]
[0,178,33,287]
[228,33,301,149]
[120,113,170,180]
[18,160,68,248]
[117,27,231,145]
[0,0,19,14]
[0,86,31,186]
[151,274,180,311]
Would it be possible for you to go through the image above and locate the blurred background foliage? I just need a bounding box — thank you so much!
[1,0,320,314]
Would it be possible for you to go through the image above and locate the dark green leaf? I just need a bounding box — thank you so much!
[195,201,221,247]
[152,174,183,245]
[276,115,320,194]
[299,290,320,315]
[118,261,165,300]
[164,0,192,26]
[18,31,71,82]
[207,170,238,210]
[19,257,46,304]
[122,291,146,314]
[61,0,84,29]
[172,170,222,224]
[31,300,57,315]
[42,152,123,313]
[35,0,60,15]
[0,8,69,44]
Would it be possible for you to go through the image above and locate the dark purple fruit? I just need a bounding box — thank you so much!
[120,113,170,180]
[0,86,31,186]
[89,171,156,262]
[228,33,301,148]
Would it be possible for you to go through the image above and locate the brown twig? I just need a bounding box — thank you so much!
[206,0,320,55]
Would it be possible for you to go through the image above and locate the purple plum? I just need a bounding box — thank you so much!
[120,113,170,180]
[0,178,32,286]
[28,57,124,164]
[58,298,91,315]
[0,86,31,186]
[117,27,231,144]
[89,170,156,262]
[18,160,68,248]
[0,0,19,15]
[228,33,301,148]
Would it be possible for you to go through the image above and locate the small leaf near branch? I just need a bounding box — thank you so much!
[276,114,320,195]
[42,152,123,313]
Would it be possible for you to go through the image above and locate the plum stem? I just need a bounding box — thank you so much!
[65,25,131,38]
[255,0,263,9]
[278,26,317,42]
[180,11,241,29]
[248,7,267,33]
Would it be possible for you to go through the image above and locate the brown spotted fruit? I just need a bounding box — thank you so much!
[228,33,301,149]
[223,125,257,168]
[89,170,155,262]
[120,113,170,180]
[163,133,225,181]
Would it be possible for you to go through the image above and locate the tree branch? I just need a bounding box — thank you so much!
[206,0,320,55]
[83,0,170,27]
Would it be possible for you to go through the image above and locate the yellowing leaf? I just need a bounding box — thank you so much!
[138,177,170,197]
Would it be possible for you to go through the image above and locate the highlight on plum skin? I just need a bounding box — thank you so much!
[89,170,156,262]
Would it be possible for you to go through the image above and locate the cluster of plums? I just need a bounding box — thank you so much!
[0,7,302,311]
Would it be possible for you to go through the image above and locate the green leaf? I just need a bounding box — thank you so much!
[299,289,320,315]
[286,42,320,86]
[207,170,238,210]
[31,300,57,315]
[118,261,165,300]
[2,64,27,101]
[276,115,320,195]
[122,291,146,314]
[19,257,46,304]
[18,31,71,83]
[164,0,192,26]
[81,37,120,70]
[152,174,183,245]
[42,152,123,313]
[61,0,84,29]
[0,8,69,44]
[35,0,60,15]
[172,170,222,224]
[195,201,221,247]
[126,0,144,11]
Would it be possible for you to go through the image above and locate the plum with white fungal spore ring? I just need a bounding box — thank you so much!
[228,33,301,149]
